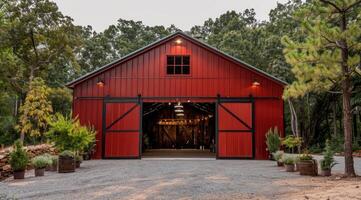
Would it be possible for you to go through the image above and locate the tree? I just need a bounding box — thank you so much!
[1,0,82,92]
[17,77,53,142]
[282,0,361,177]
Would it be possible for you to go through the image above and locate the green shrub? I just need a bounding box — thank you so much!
[47,113,96,155]
[320,140,337,170]
[329,135,344,153]
[32,155,51,169]
[272,150,284,161]
[282,135,302,153]
[265,127,281,153]
[282,155,295,165]
[75,155,83,162]
[308,145,323,154]
[9,140,29,171]
[59,150,74,158]
[51,155,58,165]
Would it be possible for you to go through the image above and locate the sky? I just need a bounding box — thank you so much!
[53,0,289,32]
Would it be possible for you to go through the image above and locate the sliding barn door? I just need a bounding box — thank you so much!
[217,99,254,159]
[102,98,142,159]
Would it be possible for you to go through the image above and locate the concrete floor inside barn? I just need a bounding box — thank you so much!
[0,156,360,200]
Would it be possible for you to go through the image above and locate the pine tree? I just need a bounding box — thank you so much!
[17,78,53,142]
[282,0,360,177]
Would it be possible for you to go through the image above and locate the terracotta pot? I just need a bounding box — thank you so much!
[321,169,331,176]
[75,160,81,168]
[277,161,284,167]
[298,160,318,176]
[13,170,25,179]
[285,164,295,172]
[35,168,45,176]
[58,156,75,173]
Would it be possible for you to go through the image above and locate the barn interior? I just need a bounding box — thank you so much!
[142,102,216,158]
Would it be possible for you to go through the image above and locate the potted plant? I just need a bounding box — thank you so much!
[50,155,58,171]
[320,140,337,176]
[32,155,51,176]
[75,155,82,168]
[47,114,96,163]
[297,152,318,176]
[265,127,281,160]
[58,150,75,173]
[9,140,29,179]
[272,150,284,166]
[283,155,295,172]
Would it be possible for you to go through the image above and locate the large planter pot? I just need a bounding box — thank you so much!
[298,160,318,176]
[277,161,284,167]
[321,169,331,176]
[13,170,25,179]
[58,156,75,173]
[35,168,45,176]
[285,164,295,172]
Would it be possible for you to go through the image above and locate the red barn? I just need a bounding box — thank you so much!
[67,32,286,160]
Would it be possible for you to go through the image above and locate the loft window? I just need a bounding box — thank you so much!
[167,55,190,75]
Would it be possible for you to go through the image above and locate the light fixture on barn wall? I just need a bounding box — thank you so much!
[252,80,261,87]
[97,80,105,87]
[175,38,182,45]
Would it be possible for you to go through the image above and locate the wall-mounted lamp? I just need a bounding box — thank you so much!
[175,38,182,45]
[97,80,105,87]
[252,81,261,87]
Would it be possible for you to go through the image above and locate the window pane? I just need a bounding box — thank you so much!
[167,66,174,74]
[175,56,182,65]
[183,56,190,65]
[175,65,182,74]
[167,56,174,65]
[183,65,190,74]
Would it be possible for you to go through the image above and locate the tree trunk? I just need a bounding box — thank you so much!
[340,13,356,177]
[333,101,338,137]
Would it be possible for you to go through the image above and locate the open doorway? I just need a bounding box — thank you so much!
[142,102,216,158]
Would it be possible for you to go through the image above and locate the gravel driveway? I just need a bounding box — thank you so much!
[0,156,360,200]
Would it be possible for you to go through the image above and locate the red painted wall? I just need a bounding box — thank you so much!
[72,34,285,159]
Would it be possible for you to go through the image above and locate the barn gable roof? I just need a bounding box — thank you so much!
[66,31,287,88]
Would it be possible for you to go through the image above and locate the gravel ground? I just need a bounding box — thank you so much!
[0,156,360,200]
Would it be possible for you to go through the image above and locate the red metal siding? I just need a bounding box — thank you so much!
[72,35,285,159]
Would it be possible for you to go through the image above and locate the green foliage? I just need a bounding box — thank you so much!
[272,150,284,161]
[16,78,53,139]
[282,155,296,165]
[308,144,323,154]
[329,135,344,153]
[48,87,72,116]
[1,0,82,88]
[32,155,51,169]
[298,152,313,161]
[265,127,281,153]
[282,0,360,99]
[75,155,83,162]
[282,135,303,150]
[320,140,337,170]
[46,113,96,155]
[59,150,74,158]
[9,140,29,171]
